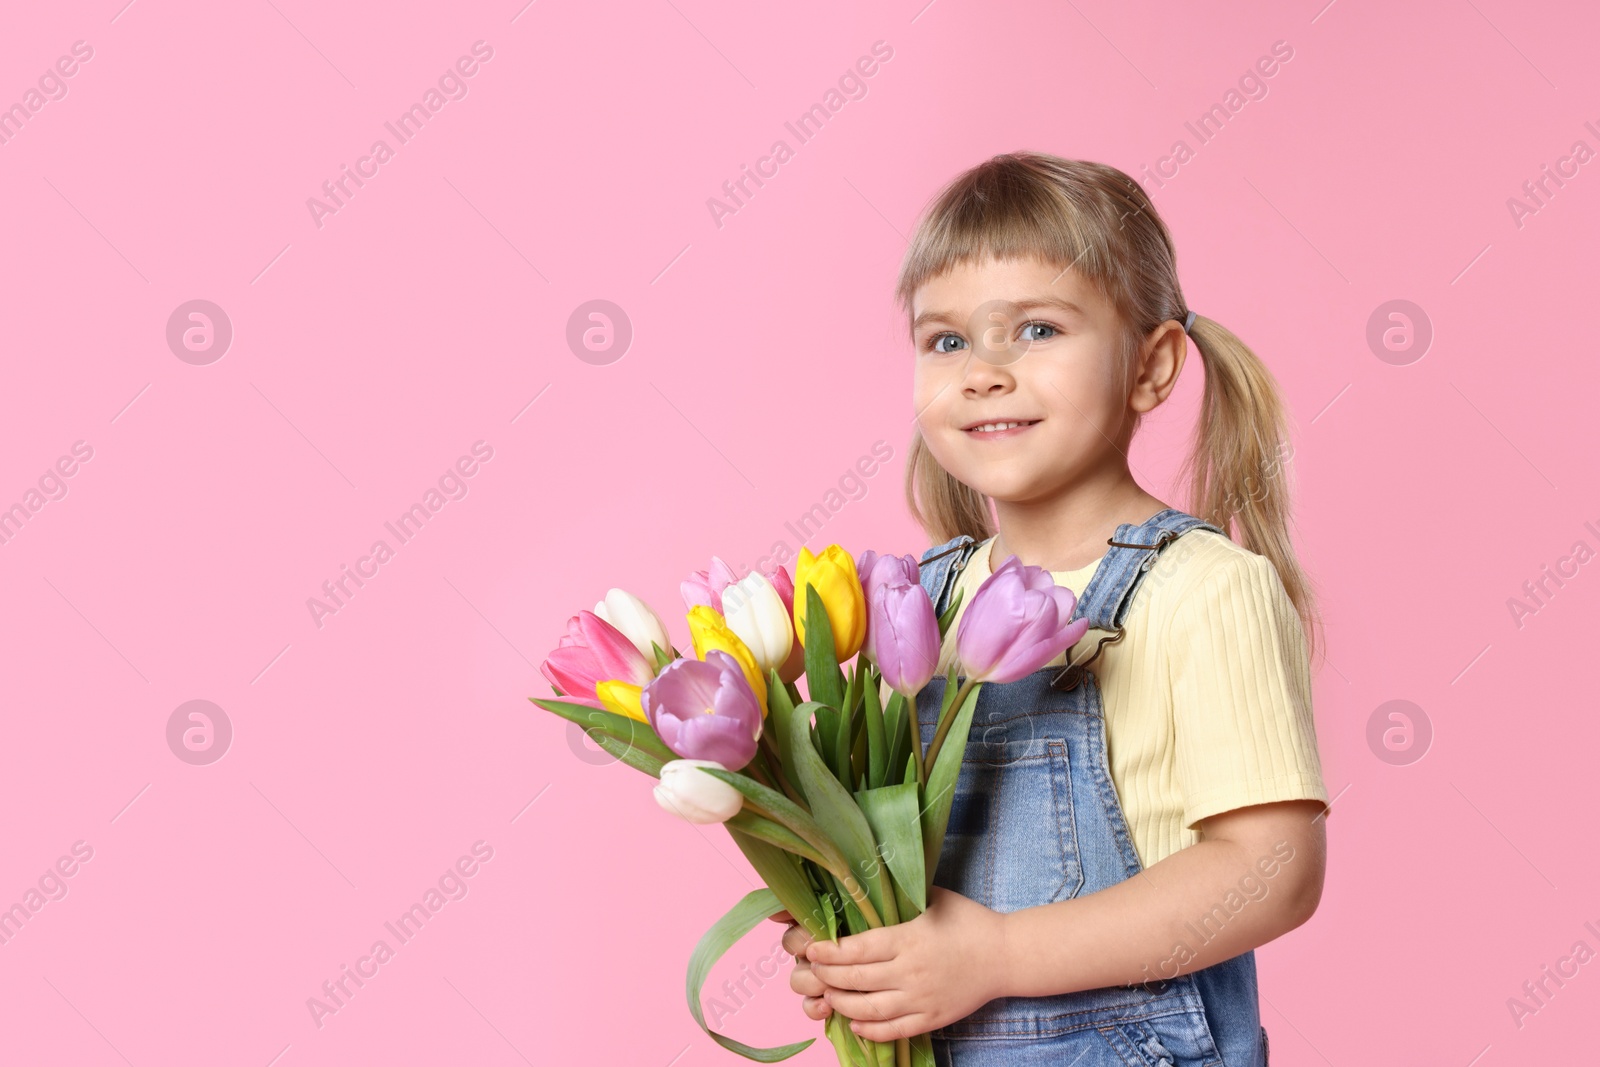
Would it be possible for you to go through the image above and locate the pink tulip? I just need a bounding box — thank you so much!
[680,556,740,615]
[539,610,656,704]
[766,564,795,618]
[956,555,1091,683]
[682,555,795,619]
[858,551,941,697]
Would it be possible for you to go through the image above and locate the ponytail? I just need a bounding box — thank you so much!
[1178,315,1323,666]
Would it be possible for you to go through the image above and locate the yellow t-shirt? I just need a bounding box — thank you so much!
[934,529,1330,869]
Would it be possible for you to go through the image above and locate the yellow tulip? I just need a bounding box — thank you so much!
[686,605,769,710]
[794,544,867,663]
[596,679,648,724]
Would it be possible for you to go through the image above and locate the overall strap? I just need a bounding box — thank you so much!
[1071,507,1224,631]
[1048,508,1222,691]
[917,533,978,616]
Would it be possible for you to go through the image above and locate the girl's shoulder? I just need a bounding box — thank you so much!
[1140,527,1291,620]
[1141,528,1270,602]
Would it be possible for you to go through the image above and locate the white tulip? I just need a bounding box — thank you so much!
[721,572,794,676]
[595,588,673,664]
[654,760,743,824]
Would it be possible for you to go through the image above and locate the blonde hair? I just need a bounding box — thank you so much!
[897,151,1322,666]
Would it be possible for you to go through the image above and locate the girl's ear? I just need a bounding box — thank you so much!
[1128,321,1189,413]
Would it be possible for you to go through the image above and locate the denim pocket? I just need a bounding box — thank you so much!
[1096,1009,1223,1067]
[933,735,1085,912]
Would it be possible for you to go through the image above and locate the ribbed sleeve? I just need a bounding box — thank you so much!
[1165,548,1330,833]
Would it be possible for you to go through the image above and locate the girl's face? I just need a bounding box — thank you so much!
[910,254,1133,505]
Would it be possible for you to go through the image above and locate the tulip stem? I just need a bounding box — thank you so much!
[847,1022,873,1064]
[899,691,926,790]
[923,677,980,771]
[741,796,884,929]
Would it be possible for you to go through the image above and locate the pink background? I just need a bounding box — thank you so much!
[2,0,1596,1062]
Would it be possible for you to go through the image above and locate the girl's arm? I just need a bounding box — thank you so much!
[809,798,1327,1042]
[1000,797,1327,997]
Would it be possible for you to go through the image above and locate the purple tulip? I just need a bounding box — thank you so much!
[856,548,884,589]
[640,649,765,770]
[859,552,941,697]
[956,554,1091,683]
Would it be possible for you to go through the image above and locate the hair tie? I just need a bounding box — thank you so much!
[1182,310,1197,335]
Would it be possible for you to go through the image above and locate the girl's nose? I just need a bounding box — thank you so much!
[961,354,1018,394]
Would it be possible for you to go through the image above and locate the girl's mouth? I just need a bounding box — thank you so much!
[963,419,1040,439]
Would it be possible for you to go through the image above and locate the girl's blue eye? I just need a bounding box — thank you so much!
[930,333,967,354]
[1020,322,1057,342]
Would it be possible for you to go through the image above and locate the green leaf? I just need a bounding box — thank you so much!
[890,876,919,926]
[823,981,888,1066]
[863,672,887,789]
[854,781,928,914]
[725,809,825,868]
[936,584,966,639]
[848,704,868,787]
[787,700,886,925]
[921,681,982,897]
[835,702,855,786]
[802,584,845,712]
[842,657,862,720]
[939,663,962,717]
[698,767,826,851]
[651,640,674,671]
[844,662,867,788]
[827,871,871,935]
[687,888,816,1062]
[823,1006,863,1065]
[822,883,839,941]
[528,697,677,770]
[724,823,829,940]
[815,704,842,778]
[765,668,795,770]
[881,690,911,788]
[588,731,665,778]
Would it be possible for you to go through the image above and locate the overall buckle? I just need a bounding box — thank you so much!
[1050,527,1183,692]
[1049,627,1125,691]
[1108,528,1179,571]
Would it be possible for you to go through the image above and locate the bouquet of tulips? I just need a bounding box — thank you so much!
[531,544,1089,1067]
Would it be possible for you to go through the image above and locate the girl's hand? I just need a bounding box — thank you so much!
[803,887,1009,1042]
[769,910,835,1022]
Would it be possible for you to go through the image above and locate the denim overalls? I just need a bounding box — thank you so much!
[914,508,1270,1067]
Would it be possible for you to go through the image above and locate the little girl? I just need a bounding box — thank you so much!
[781,152,1330,1066]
